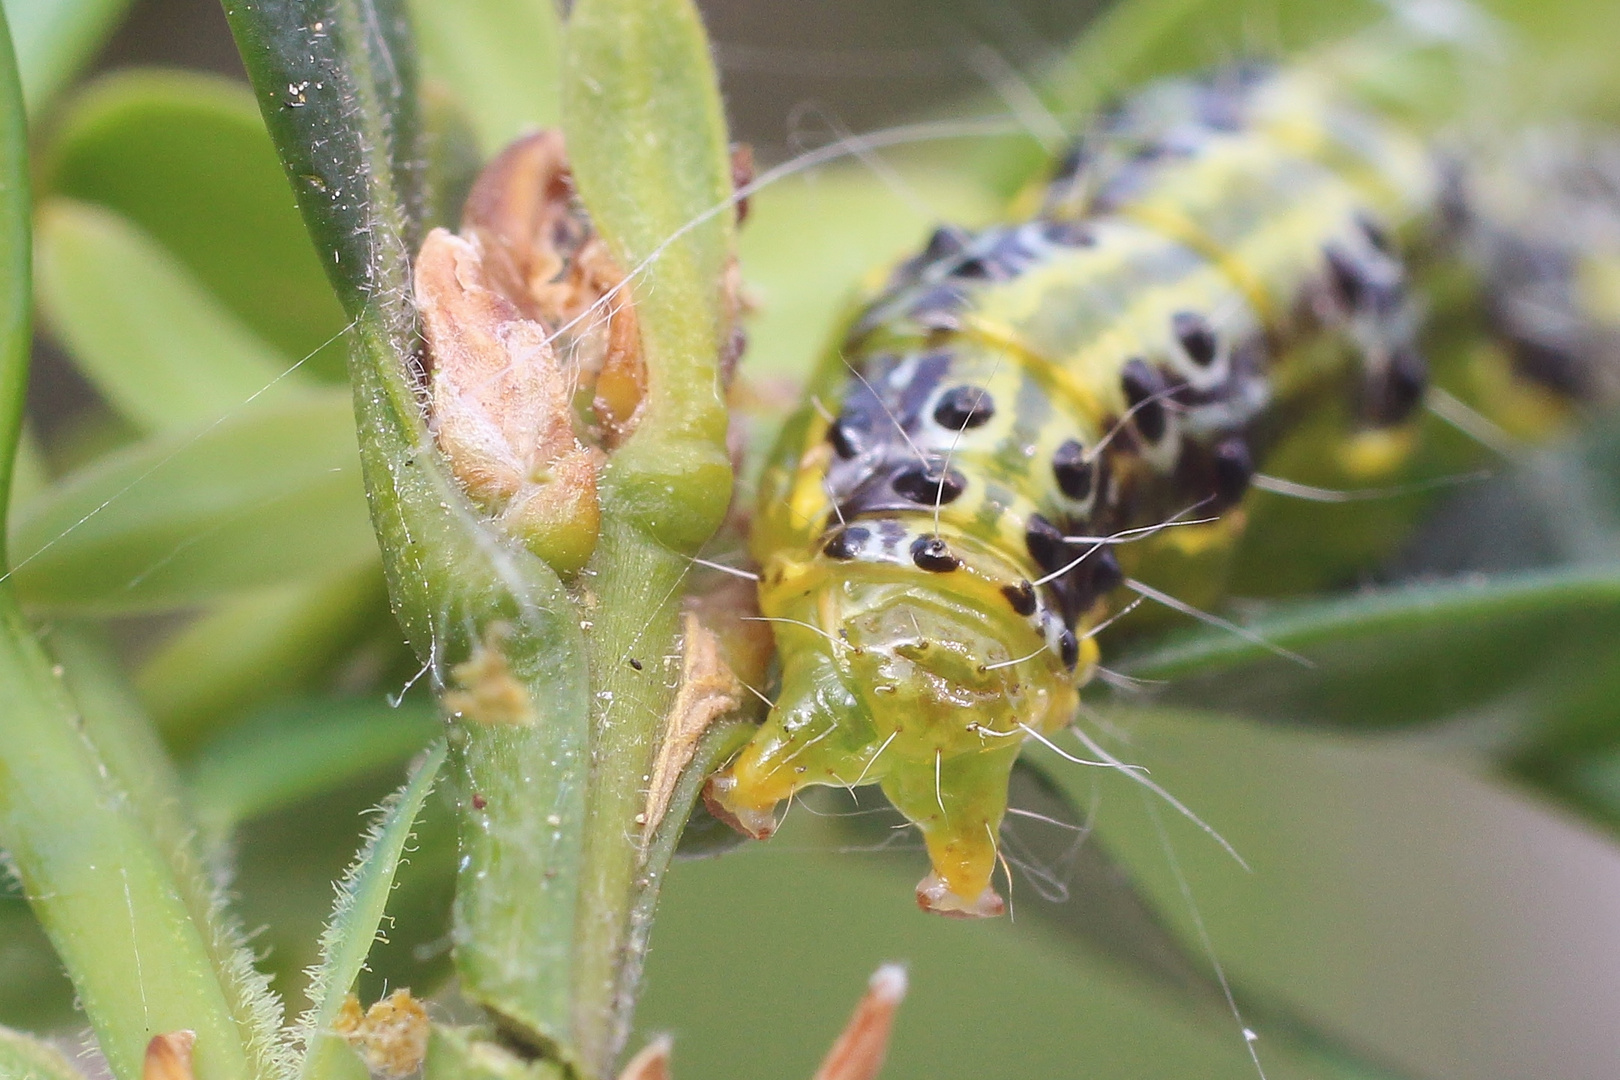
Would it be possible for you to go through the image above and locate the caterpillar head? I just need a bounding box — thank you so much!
[705,523,1086,917]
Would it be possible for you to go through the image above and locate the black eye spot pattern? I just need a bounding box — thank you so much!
[1356,211,1392,254]
[1171,310,1219,367]
[1058,629,1080,670]
[923,226,968,262]
[1052,439,1094,500]
[827,409,870,459]
[823,526,870,560]
[1378,345,1428,424]
[1090,547,1124,597]
[1323,242,1366,309]
[1025,513,1068,575]
[933,386,996,430]
[1040,220,1095,246]
[1002,579,1037,616]
[951,255,992,280]
[910,535,960,572]
[1121,358,1168,442]
[892,465,967,506]
[1211,437,1253,508]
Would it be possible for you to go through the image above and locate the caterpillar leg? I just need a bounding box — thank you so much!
[703,657,875,840]
[878,742,1023,918]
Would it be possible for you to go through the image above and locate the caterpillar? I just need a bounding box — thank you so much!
[701,28,1620,916]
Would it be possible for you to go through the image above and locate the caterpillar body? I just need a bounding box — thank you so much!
[703,35,1620,916]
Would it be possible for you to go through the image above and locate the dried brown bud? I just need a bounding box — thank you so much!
[812,966,908,1080]
[143,1032,196,1080]
[461,131,647,447]
[615,1036,673,1080]
[416,226,603,574]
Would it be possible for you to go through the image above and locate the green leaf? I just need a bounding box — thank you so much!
[0,889,74,1029]
[42,69,349,371]
[0,591,266,1080]
[0,0,132,115]
[407,0,561,156]
[137,567,391,752]
[563,0,735,551]
[0,1025,86,1080]
[296,741,446,1080]
[1115,565,1620,736]
[35,198,305,433]
[187,696,441,836]
[222,0,424,329]
[0,0,27,535]
[1008,751,1416,1080]
[37,625,296,1080]
[9,391,376,614]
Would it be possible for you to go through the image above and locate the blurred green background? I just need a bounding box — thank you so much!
[5,0,1620,1078]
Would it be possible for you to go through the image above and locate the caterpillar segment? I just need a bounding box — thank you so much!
[704,55,1551,916]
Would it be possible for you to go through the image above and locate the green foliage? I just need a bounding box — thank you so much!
[41,70,348,373]
[1,0,1619,1079]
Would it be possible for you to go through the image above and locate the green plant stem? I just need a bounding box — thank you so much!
[568,523,687,1074]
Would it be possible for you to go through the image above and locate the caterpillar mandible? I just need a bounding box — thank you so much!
[702,27,1620,916]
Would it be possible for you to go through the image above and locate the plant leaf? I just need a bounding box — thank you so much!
[1114,565,1620,738]
[42,69,350,370]
[0,0,25,530]
[137,567,391,752]
[187,696,441,837]
[0,1024,87,1080]
[563,0,735,551]
[41,625,297,1080]
[0,599,264,1080]
[35,198,305,433]
[8,391,376,613]
[0,0,132,115]
[222,0,423,329]
[1010,751,1418,1080]
[406,0,561,156]
[296,740,446,1080]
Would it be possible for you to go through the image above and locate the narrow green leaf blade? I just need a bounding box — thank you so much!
[222,0,423,331]
[407,0,561,155]
[0,592,259,1080]
[0,0,26,533]
[297,741,447,1080]
[39,625,296,1080]
[42,70,349,368]
[0,0,132,115]
[187,696,441,835]
[1116,566,1620,735]
[0,1025,87,1080]
[137,567,390,752]
[35,198,303,433]
[1011,751,1419,1080]
[9,391,376,613]
[563,0,735,550]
